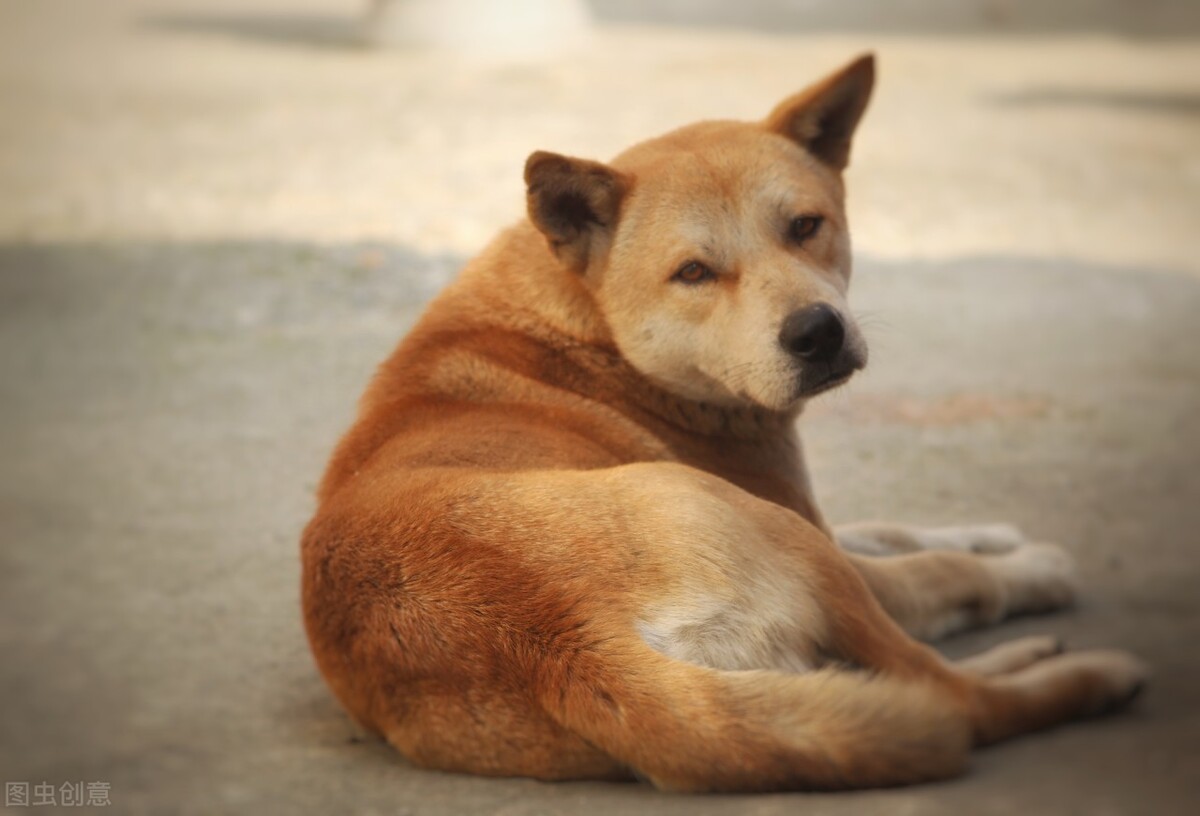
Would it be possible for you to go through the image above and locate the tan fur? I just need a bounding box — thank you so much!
[301,54,1146,792]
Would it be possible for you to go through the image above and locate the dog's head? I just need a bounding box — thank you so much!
[525,55,875,412]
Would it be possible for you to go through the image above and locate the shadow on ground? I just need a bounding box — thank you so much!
[988,88,1200,117]
[1,241,1197,815]
[590,0,1200,38]
[139,0,1200,53]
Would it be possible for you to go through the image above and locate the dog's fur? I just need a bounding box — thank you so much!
[301,55,1146,792]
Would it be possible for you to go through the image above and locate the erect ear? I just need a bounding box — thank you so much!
[764,53,875,171]
[524,150,630,272]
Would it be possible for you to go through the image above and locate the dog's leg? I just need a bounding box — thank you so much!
[544,630,1143,792]
[833,520,1076,640]
[540,529,1141,791]
[539,464,1141,791]
[543,638,974,792]
[957,635,1065,677]
[836,521,1027,556]
[806,540,1147,751]
[844,544,1077,641]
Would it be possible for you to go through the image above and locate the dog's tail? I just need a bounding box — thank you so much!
[541,642,971,792]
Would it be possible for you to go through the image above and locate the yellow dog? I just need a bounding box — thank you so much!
[302,55,1145,791]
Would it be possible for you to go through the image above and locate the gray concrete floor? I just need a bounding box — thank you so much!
[1,2,1198,814]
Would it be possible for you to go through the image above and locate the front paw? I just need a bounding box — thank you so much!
[993,542,1079,615]
[1034,649,1149,716]
[923,523,1028,554]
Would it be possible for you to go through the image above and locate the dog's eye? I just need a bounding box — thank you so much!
[790,215,824,243]
[672,261,715,284]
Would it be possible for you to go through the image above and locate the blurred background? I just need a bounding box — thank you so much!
[1,1,1198,814]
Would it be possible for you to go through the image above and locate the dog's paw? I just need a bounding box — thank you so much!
[921,523,1028,555]
[993,542,1079,615]
[1049,650,1149,716]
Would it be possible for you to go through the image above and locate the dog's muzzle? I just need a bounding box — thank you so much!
[779,303,865,397]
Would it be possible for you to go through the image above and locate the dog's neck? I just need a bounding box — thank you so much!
[450,222,800,441]
[459,222,613,346]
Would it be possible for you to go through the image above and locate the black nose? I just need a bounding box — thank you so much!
[779,303,845,363]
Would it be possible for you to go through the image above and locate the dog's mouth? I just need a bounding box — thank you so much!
[797,368,855,398]
[794,352,865,399]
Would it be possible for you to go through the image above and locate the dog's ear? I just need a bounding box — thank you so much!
[764,53,875,171]
[525,150,630,272]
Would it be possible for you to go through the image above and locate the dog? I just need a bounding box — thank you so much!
[301,54,1146,792]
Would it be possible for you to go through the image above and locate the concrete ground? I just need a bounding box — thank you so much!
[1,1,1198,814]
